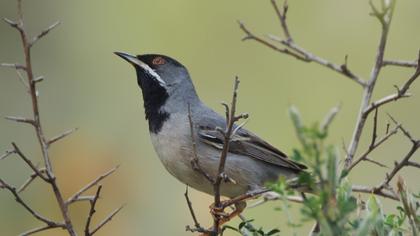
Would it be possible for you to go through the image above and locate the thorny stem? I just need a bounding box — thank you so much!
[212,77,242,234]
[5,1,77,234]
[344,0,396,169]
[1,1,121,235]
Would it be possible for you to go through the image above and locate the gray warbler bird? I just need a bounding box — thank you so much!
[114,52,307,221]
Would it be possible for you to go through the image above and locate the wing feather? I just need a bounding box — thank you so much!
[198,125,307,172]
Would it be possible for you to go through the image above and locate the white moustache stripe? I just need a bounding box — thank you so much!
[125,56,166,86]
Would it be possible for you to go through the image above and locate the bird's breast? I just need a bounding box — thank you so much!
[149,114,203,186]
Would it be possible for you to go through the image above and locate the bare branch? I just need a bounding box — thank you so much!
[2,1,79,234]
[345,0,396,169]
[184,186,208,233]
[12,143,49,182]
[268,35,367,87]
[30,21,61,47]
[364,157,388,168]
[0,149,16,160]
[364,93,411,115]
[0,63,26,70]
[383,59,418,68]
[89,204,125,236]
[0,178,61,226]
[48,128,78,146]
[4,116,35,126]
[238,21,309,62]
[320,103,341,132]
[18,168,47,193]
[187,104,214,183]
[212,77,248,233]
[270,0,292,41]
[399,51,420,94]
[3,17,22,31]
[375,143,419,192]
[347,124,399,171]
[21,224,65,236]
[352,184,399,201]
[33,76,44,83]
[406,161,420,169]
[66,165,119,205]
[84,185,102,236]
[239,0,367,86]
[388,114,417,144]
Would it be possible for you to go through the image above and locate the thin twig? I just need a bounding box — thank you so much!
[184,186,208,233]
[187,104,214,183]
[4,116,35,126]
[347,124,399,171]
[84,185,102,236]
[388,114,417,144]
[264,0,367,86]
[0,63,26,70]
[351,184,399,201]
[20,224,65,236]
[18,167,47,193]
[66,165,119,205]
[89,204,125,236]
[29,21,61,47]
[406,161,420,169]
[375,141,419,192]
[48,128,78,146]
[269,35,366,86]
[238,21,309,62]
[270,0,292,42]
[212,77,244,233]
[12,142,49,182]
[364,157,388,168]
[320,104,341,132]
[345,0,396,168]
[383,59,418,68]
[4,1,77,233]
[370,108,379,149]
[0,178,62,226]
[0,149,16,160]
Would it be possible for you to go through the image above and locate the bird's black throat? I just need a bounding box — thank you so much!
[136,68,170,134]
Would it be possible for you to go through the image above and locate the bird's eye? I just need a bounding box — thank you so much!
[152,56,166,65]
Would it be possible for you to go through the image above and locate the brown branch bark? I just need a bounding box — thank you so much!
[66,165,119,205]
[89,205,125,236]
[1,1,122,235]
[0,178,64,227]
[344,0,396,169]
[383,59,418,68]
[211,77,245,234]
[239,1,367,87]
[84,185,102,236]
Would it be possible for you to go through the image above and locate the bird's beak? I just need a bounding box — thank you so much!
[114,51,166,86]
[114,51,144,67]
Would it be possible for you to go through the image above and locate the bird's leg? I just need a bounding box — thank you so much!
[199,201,246,236]
[218,201,246,225]
[210,200,246,225]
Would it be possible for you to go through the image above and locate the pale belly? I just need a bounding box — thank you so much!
[147,114,294,198]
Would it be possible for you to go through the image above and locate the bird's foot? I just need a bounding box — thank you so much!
[209,201,245,224]
[209,204,230,221]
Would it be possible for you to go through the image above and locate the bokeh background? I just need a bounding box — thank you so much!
[1,0,419,235]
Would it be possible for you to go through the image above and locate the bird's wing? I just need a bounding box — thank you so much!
[197,121,307,172]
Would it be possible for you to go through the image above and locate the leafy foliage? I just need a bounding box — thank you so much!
[267,106,420,236]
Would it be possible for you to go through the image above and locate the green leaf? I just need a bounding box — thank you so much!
[266,228,280,235]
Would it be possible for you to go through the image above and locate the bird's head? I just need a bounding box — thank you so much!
[115,52,199,132]
[114,52,195,96]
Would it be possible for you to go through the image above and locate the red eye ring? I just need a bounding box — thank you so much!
[152,57,166,65]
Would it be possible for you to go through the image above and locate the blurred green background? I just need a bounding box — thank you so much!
[1,0,419,235]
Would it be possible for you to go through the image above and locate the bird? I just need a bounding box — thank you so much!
[114,52,307,223]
